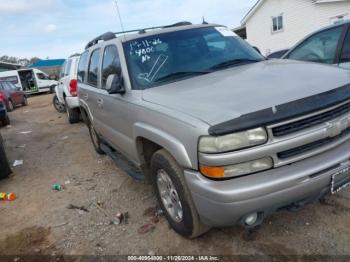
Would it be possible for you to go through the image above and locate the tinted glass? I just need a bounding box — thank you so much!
[78,51,89,83]
[340,29,350,63]
[287,26,343,64]
[102,45,120,88]
[87,49,100,87]
[124,27,263,89]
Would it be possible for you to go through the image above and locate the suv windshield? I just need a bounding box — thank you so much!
[123,26,264,89]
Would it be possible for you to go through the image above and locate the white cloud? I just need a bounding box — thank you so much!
[44,24,57,33]
[0,0,55,14]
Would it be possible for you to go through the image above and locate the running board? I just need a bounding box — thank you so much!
[100,143,144,181]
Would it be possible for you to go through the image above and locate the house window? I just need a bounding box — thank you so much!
[272,15,283,32]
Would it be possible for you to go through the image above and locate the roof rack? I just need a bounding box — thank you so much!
[85,31,116,50]
[85,21,193,50]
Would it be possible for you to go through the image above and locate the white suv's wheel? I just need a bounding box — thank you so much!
[151,149,209,238]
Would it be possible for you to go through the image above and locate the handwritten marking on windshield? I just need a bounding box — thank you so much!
[129,38,163,63]
[138,54,168,82]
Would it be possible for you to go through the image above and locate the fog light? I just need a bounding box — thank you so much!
[245,213,258,226]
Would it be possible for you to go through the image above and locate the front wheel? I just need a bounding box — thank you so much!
[151,149,209,238]
[22,96,28,106]
[2,115,10,126]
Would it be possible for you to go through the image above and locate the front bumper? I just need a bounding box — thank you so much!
[65,96,79,109]
[184,138,350,227]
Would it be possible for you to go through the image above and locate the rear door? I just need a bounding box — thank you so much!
[339,26,350,70]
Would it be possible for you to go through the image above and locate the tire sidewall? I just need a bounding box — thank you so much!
[151,152,195,237]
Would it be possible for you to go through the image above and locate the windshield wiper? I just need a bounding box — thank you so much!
[210,59,261,70]
[154,71,211,83]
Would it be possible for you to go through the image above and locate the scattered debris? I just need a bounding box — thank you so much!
[13,160,23,167]
[64,180,71,185]
[51,183,62,191]
[16,144,26,148]
[19,131,32,134]
[23,110,30,114]
[52,222,68,228]
[61,136,69,140]
[138,206,164,234]
[97,159,103,164]
[34,248,41,253]
[306,222,310,226]
[138,223,156,234]
[93,202,121,225]
[66,204,89,213]
[0,192,16,201]
[6,125,12,128]
[148,250,155,256]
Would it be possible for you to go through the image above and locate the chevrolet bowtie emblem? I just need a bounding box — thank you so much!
[326,118,350,138]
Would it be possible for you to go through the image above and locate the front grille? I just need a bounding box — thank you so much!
[278,128,350,159]
[272,102,350,137]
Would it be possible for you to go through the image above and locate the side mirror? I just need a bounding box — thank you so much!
[105,74,125,94]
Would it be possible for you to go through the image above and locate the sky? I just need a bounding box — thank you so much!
[0,0,256,59]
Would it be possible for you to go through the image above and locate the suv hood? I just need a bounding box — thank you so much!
[142,60,350,126]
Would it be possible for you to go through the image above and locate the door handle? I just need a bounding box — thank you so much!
[97,98,103,107]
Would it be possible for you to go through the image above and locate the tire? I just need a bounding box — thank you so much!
[2,115,10,126]
[150,149,209,238]
[22,96,28,106]
[52,95,66,113]
[66,104,80,124]
[0,133,12,179]
[7,100,14,112]
[88,123,105,155]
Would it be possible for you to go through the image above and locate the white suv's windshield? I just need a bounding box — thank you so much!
[123,26,264,89]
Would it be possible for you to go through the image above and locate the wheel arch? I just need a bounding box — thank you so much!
[134,123,193,170]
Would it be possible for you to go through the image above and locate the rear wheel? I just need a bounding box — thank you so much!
[7,100,14,112]
[52,95,65,113]
[66,103,80,124]
[150,149,209,238]
[88,124,105,155]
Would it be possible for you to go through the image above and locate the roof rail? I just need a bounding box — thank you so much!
[85,22,193,50]
[69,53,81,58]
[85,32,116,50]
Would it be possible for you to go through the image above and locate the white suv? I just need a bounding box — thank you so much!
[56,54,81,123]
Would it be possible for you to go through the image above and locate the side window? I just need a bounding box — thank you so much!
[287,26,343,64]
[77,51,89,83]
[340,29,350,63]
[64,59,72,76]
[87,49,101,87]
[102,45,120,88]
[60,61,66,78]
[37,73,45,80]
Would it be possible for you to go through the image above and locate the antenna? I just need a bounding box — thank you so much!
[113,0,126,40]
[202,16,208,24]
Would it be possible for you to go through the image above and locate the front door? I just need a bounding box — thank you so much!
[94,44,135,160]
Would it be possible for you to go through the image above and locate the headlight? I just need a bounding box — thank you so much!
[199,127,267,153]
[200,157,273,179]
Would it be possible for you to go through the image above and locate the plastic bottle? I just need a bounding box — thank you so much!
[0,192,17,201]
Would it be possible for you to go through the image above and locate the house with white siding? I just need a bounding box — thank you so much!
[239,0,350,55]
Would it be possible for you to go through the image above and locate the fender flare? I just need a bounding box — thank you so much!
[134,122,193,168]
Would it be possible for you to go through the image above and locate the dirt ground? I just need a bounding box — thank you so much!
[0,94,349,256]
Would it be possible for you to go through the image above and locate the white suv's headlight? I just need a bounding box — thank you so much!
[199,127,267,153]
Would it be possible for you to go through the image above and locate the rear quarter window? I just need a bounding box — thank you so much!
[77,51,89,83]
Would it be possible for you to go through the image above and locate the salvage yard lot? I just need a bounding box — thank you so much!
[0,94,349,256]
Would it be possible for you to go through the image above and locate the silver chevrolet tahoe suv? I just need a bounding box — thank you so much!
[78,22,350,238]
